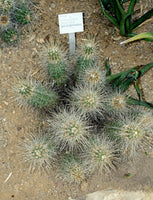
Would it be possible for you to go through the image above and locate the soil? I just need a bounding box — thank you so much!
[0,0,153,200]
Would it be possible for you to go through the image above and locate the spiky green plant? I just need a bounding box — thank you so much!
[105,90,132,116]
[70,84,106,119]
[1,27,19,44]
[110,113,153,160]
[41,39,70,86]
[82,135,119,175]
[13,4,32,25]
[12,77,59,110]
[18,133,56,173]
[0,0,15,12]
[0,13,12,31]
[59,154,87,184]
[120,32,153,44]
[77,64,106,88]
[47,108,90,152]
[0,0,33,45]
[75,36,98,78]
[136,108,153,132]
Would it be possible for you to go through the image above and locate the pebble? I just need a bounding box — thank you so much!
[3,101,9,106]
[51,3,56,9]
[36,38,45,44]
[29,34,35,42]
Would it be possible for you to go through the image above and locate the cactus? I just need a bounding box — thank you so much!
[70,84,106,119]
[77,64,106,88]
[18,133,56,173]
[75,36,98,77]
[82,135,119,175]
[110,113,153,160]
[13,4,32,25]
[0,13,12,31]
[47,108,90,152]
[59,154,87,184]
[136,108,153,133]
[105,90,132,116]
[0,0,33,45]
[1,27,19,44]
[12,34,153,181]
[41,39,70,86]
[0,0,15,12]
[13,78,59,110]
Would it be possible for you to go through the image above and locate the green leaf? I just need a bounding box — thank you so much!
[116,0,126,16]
[127,0,136,14]
[106,66,138,83]
[134,80,143,101]
[139,62,153,77]
[130,8,153,30]
[120,32,153,44]
[105,59,111,76]
[127,97,153,109]
[123,173,131,178]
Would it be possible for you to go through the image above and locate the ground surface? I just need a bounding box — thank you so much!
[0,0,153,200]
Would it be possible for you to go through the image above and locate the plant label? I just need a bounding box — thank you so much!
[58,12,84,57]
[58,12,84,34]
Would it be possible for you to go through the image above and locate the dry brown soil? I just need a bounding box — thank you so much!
[0,0,153,200]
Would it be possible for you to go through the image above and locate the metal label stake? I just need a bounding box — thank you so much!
[69,32,75,57]
[58,12,84,57]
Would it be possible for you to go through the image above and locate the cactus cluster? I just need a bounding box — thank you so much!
[14,36,153,184]
[0,0,32,45]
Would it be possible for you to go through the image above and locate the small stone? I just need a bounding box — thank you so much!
[51,3,56,8]
[3,101,8,106]
[29,34,35,42]
[1,88,7,94]
[83,189,153,200]
[68,197,75,200]
[36,38,45,44]
[97,185,100,188]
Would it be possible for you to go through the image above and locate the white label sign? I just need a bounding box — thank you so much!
[58,12,84,34]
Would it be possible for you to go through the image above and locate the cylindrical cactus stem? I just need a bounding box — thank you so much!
[13,78,59,110]
[47,62,68,86]
[41,39,70,86]
[75,36,99,77]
